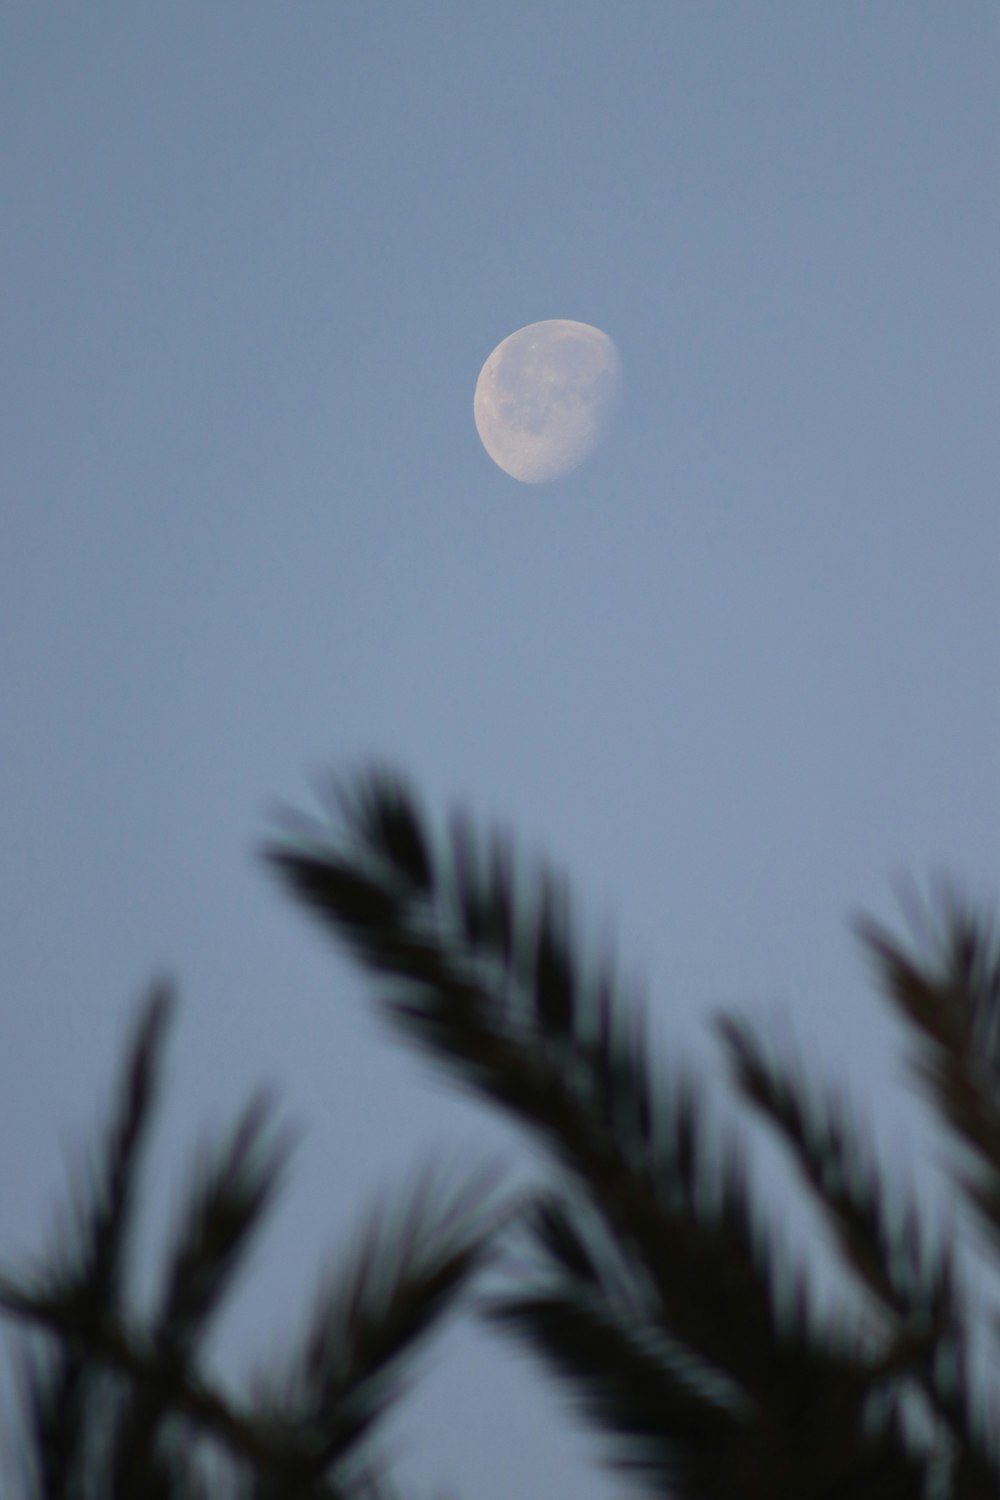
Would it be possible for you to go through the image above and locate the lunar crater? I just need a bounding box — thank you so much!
[474,319,622,483]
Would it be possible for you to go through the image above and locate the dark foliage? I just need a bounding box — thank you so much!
[6,766,1000,1500]
[0,982,509,1500]
[265,767,1000,1500]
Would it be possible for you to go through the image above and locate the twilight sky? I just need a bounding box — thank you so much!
[2,5,998,1496]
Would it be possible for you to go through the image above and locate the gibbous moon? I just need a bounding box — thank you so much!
[474,319,622,483]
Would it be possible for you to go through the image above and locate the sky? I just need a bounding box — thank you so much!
[2,3,998,1495]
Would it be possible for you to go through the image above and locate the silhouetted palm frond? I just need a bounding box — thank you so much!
[10,766,1000,1499]
[246,1160,513,1500]
[267,768,1000,1497]
[858,886,1000,1255]
[7,984,172,1500]
[108,1083,292,1500]
[714,1010,1000,1494]
[1,981,505,1500]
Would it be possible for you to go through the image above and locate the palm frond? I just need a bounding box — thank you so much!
[108,1090,293,1497]
[716,1010,960,1347]
[715,1010,1000,1485]
[3,1286,344,1498]
[266,770,966,1497]
[248,1159,514,1496]
[4,985,171,1500]
[159,1090,291,1361]
[265,775,784,1389]
[480,1188,747,1493]
[858,887,1000,1253]
[1,976,490,1500]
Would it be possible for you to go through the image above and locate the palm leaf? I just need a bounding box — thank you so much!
[715,1010,1000,1486]
[247,1159,514,1497]
[108,1090,292,1497]
[0,977,493,1500]
[266,769,968,1496]
[858,887,1000,1252]
[5,985,171,1500]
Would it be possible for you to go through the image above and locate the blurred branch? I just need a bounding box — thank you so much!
[267,767,1000,1496]
[1,977,503,1500]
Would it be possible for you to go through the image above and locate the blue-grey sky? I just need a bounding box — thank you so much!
[2,5,998,1495]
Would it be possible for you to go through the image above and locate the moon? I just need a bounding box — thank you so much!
[473,319,623,483]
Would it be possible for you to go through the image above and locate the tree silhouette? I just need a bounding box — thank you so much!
[0,982,510,1500]
[4,765,1000,1499]
[265,767,1000,1500]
